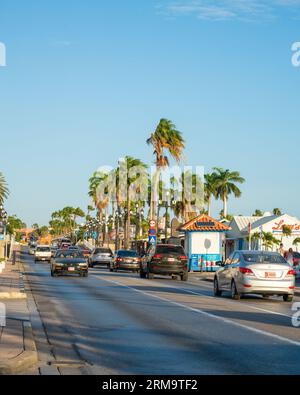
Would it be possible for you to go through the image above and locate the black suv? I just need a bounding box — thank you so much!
[140,244,188,281]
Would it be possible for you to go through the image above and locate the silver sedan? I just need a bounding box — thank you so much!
[214,250,295,302]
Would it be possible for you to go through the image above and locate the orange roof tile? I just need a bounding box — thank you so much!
[179,214,231,232]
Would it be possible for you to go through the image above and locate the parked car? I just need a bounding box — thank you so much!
[51,249,88,277]
[140,244,188,281]
[214,250,295,302]
[35,245,52,263]
[89,248,113,268]
[111,250,141,272]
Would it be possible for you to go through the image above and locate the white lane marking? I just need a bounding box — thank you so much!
[96,276,300,347]
[105,274,292,319]
[148,276,293,318]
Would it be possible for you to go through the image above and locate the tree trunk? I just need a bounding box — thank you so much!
[223,196,228,219]
[125,191,131,249]
[207,196,211,217]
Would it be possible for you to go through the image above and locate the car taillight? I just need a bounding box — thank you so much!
[287,269,295,276]
[179,255,188,260]
[239,267,254,276]
[116,257,122,262]
[153,254,162,260]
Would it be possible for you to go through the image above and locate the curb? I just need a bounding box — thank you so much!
[0,321,38,375]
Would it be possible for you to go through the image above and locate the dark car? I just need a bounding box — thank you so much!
[140,244,188,281]
[89,248,113,268]
[111,250,141,272]
[51,250,88,277]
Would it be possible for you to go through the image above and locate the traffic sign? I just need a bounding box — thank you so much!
[148,228,156,236]
[148,236,157,245]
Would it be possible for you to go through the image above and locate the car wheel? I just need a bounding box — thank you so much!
[51,270,54,277]
[214,278,222,297]
[231,280,240,300]
[181,273,188,281]
[283,294,293,302]
[109,268,114,272]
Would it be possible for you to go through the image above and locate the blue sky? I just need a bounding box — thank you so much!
[1,0,300,226]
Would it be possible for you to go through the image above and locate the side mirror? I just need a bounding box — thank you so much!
[216,261,224,267]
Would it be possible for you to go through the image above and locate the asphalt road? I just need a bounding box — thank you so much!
[20,249,300,375]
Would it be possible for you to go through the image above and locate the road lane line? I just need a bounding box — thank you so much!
[95,273,292,319]
[132,275,293,319]
[96,276,300,347]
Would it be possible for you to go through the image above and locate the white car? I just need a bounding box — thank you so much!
[214,250,295,302]
[35,245,52,263]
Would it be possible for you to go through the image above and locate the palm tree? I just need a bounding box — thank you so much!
[123,156,147,249]
[293,237,300,251]
[281,225,292,245]
[273,208,282,216]
[147,119,185,221]
[213,168,245,219]
[251,231,280,251]
[204,173,217,217]
[0,172,9,204]
[89,171,110,244]
[253,209,263,217]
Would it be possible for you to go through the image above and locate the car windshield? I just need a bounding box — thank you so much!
[95,248,112,254]
[55,251,84,259]
[117,250,139,257]
[37,247,50,252]
[242,253,287,264]
[156,245,185,255]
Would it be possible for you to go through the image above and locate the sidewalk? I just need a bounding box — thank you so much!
[0,251,37,374]
[189,271,300,297]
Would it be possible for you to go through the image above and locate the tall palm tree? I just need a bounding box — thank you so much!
[213,168,245,219]
[89,171,110,230]
[147,119,185,221]
[122,156,147,249]
[204,173,217,217]
[0,172,9,204]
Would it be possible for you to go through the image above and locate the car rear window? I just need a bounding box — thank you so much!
[242,253,287,264]
[117,250,139,257]
[156,245,185,255]
[55,251,84,259]
[95,248,112,254]
[37,247,50,252]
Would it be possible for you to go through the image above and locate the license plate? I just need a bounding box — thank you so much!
[68,267,75,272]
[265,272,276,278]
[167,258,175,262]
[42,258,46,261]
